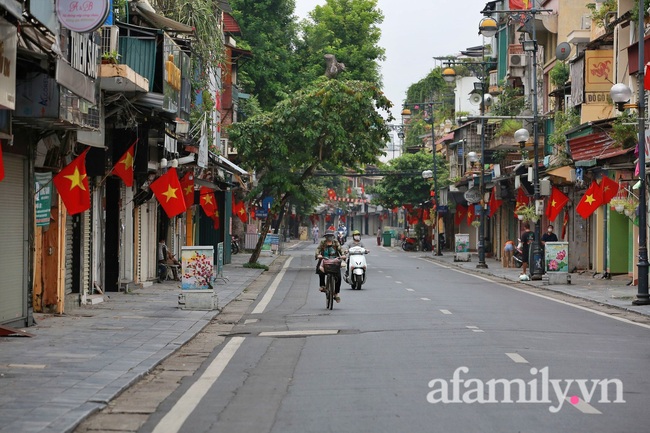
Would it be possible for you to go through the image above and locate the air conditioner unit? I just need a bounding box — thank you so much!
[222,138,237,155]
[101,26,119,54]
[509,53,527,68]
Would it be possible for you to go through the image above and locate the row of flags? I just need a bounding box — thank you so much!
[36,145,249,226]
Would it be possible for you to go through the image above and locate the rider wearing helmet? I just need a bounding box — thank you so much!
[343,230,367,278]
[315,228,346,302]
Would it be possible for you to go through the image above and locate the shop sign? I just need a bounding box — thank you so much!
[56,0,110,33]
[35,172,53,227]
[0,18,17,110]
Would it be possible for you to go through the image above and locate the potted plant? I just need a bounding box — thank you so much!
[610,197,626,214]
[471,220,481,228]
[624,198,638,218]
[515,204,539,223]
[101,50,121,64]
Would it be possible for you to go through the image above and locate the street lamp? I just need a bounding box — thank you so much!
[402,102,444,255]
[608,0,649,305]
[478,7,549,280]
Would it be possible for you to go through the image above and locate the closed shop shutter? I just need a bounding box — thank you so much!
[0,154,26,324]
[65,213,74,295]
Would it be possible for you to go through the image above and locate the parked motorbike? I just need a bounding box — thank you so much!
[420,234,432,252]
[343,245,368,290]
[401,236,419,251]
[231,234,240,255]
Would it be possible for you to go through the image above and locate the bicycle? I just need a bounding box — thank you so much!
[320,258,342,310]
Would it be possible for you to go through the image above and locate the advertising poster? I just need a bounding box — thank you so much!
[455,234,469,253]
[35,172,52,227]
[545,242,569,273]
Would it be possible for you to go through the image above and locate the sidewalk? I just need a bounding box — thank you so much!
[403,247,650,318]
[0,252,280,433]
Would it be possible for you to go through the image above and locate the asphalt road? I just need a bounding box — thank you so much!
[137,242,650,433]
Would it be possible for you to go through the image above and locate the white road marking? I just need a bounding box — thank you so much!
[244,319,258,325]
[7,364,46,369]
[395,281,403,284]
[505,353,529,364]
[251,257,293,314]
[151,336,245,433]
[473,330,485,333]
[385,275,392,279]
[466,326,479,329]
[406,288,415,292]
[258,329,339,337]
[440,309,452,315]
[447,267,650,330]
[466,325,484,333]
[420,297,431,301]
[568,397,602,414]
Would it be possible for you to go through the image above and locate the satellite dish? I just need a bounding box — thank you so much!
[469,93,482,105]
[556,42,571,61]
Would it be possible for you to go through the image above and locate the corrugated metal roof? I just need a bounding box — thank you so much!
[568,132,633,166]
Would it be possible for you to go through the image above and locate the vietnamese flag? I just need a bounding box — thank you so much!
[112,141,136,187]
[545,186,569,222]
[0,143,4,182]
[455,204,467,226]
[599,175,619,204]
[180,171,194,207]
[488,186,503,218]
[150,167,187,218]
[232,199,248,223]
[509,0,532,9]
[53,148,91,215]
[199,186,217,217]
[514,187,531,217]
[211,211,220,229]
[466,205,475,226]
[576,181,603,219]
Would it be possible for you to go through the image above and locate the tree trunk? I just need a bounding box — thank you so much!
[249,193,291,264]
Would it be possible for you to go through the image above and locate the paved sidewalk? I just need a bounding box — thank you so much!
[395,247,650,318]
[0,252,280,433]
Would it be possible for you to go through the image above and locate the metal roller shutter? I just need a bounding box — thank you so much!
[0,154,26,324]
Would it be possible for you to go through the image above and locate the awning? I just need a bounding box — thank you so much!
[210,153,249,176]
[133,3,194,33]
[546,165,575,182]
[568,132,634,167]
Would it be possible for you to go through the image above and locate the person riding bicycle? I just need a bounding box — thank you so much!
[343,230,366,279]
[315,229,346,303]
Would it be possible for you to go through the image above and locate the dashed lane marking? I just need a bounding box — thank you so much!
[505,353,529,364]
[258,330,339,337]
[440,309,452,315]
[251,257,293,314]
[420,297,431,301]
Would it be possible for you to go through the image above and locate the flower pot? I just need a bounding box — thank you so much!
[624,209,633,217]
[615,205,625,213]
[517,214,524,221]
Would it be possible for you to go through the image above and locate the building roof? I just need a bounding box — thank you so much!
[568,132,634,167]
[224,13,242,35]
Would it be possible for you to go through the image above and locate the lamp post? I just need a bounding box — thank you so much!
[402,102,444,255]
[478,7,549,281]
[609,0,649,305]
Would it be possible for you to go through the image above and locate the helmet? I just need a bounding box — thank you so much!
[324,230,336,239]
[352,230,361,236]
[352,230,361,241]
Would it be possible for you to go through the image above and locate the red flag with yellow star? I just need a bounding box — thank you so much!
[488,186,503,218]
[455,204,467,226]
[509,0,532,10]
[199,186,217,217]
[112,141,136,187]
[576,180,603,219]
[514,187,531,217]
[232,199,248,223]
[180,171,194,207]
[599,175,619,204]
[53,148,91,215]
[150,167,187,218]
[466,205,475,226]
[545,186,569,222]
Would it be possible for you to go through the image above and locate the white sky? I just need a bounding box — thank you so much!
[294,0,488,123]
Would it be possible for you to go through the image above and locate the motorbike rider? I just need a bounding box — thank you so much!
[315,229,346,303]
[343,230,367,279]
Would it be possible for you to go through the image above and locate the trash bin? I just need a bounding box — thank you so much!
[383,232,392,247]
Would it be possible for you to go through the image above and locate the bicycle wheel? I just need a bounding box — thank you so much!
[326,275,335,310]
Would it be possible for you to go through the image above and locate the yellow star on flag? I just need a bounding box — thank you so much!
[239,207,246,215]
[202,195,213,205]
[64,167,87,191]
[551,199,557,207]
[162,185,179,203]
[183,184,193,195]
[585,194,595,205]
[120,151,134,170]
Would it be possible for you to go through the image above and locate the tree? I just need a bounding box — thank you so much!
[229,77,392,263]
[229,0,300,110]
[295,0,385,87]
[369,151,449,210]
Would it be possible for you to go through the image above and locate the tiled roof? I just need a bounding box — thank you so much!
[224,13,242,35]
[568,132,633,165]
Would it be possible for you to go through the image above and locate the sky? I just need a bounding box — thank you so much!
[294,0,489,123]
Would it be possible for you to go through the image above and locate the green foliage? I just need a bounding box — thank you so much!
[586,0,617,28]
[229,0,300,110]
[548,109,579,165]
[549,62,570,88]
[243,262,269,271]
[405,69,449,105]
[611,111,638,149]
[101,50,120,63]
[630,0,650,23]
[491,81,526,116]
[369,151,448,209]
[493,119,522,138]
[295,0,386,87]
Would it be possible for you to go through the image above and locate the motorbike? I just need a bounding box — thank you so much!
[231,234,240,255]
[337,230,347,244]
[343,245,368,290]
[512,239,524,268]
[401,236,419,251]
